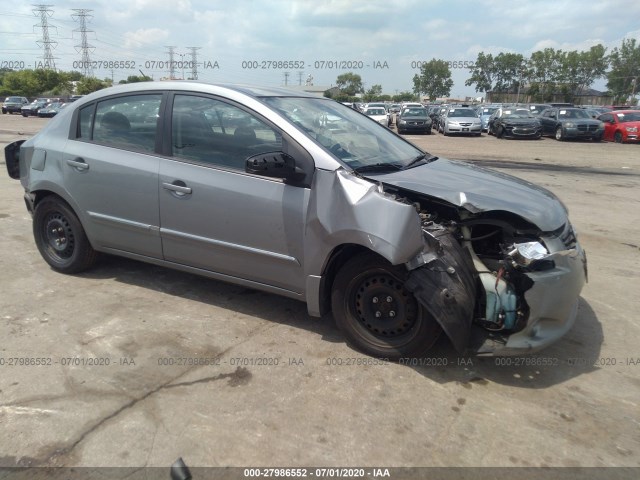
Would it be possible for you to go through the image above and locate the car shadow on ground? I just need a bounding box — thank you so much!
[404,297,603,389]
[79,254,602,389]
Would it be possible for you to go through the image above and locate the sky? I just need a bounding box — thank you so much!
[1,0,639,98]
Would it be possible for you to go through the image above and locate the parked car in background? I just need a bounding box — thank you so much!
[363,106,389,126]
[583,108,602,119]
[598,110,640,143]
[476,105,499,132]
[524,104,552,116]
[538,107,604,141]
[489,107,543,139]
[432,105,449,132]
[37,102,67,118]
[21,98,50,117]
[3,81,587,358]
[396,106,432,134]
[2,96,29,114]
[439,107,482,136]
[585,106,612,116]
[388,104,401,125]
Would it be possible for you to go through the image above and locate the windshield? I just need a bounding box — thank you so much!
[262,97,428,170]
[503,109,535,118]
[480,107,498,115]
[403,108,428,117]
[558,109,590,119]
[449,108,477,117]
[365,108,386,116]
[616,112,640,122]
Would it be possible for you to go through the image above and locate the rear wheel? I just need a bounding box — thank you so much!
[33,196,97,274]
[331,253,442,359]
[614,131,623,143]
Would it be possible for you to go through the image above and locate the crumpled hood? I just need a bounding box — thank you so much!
[367,158,568,231]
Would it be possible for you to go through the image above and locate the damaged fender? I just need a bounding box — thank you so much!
[305,169,424,273]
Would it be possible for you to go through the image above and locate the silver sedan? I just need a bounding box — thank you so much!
[4,82,586,358]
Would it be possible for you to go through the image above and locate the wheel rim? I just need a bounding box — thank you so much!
[555,128,562,140]
[42,211,76,261]
[348,271,420,345]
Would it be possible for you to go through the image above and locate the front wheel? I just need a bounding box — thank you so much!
[331,253,442,359]
[614,131,623,143]
[33,196,98,274]
[555,126,564,141]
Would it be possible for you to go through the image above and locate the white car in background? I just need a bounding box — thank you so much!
[363,107,389,127]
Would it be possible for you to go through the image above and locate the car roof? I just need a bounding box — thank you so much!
[72,81,319,104]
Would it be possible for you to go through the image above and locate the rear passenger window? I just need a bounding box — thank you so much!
[93,95,162,152]
[172,94,282,169]
[78,105,94,139]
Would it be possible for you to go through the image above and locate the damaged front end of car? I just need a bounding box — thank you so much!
[374,165,587,356]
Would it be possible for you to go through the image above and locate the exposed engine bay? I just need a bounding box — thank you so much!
[382,184,570,352]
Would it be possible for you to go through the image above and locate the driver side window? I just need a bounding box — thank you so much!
[171,94,282,169]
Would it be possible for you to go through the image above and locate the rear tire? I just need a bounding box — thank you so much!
[33,196,97,274]
[331,252,442,359]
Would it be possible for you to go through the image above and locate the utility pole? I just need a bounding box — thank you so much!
[32,4,57,70]
[186,47,200,80]
[71,9,94,78]
[297,71,303,86]
[165,46,177,79]
[283,72,290,86]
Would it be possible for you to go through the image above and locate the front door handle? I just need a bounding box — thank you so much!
[162,181,192,196]
[66,157,89,171]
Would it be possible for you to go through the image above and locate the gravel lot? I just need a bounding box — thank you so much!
[0,114,639,474]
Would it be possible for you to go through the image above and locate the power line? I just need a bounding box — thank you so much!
[71,9,94,77]
[32,4,57,69]
[165,45,177,79]
[187,46,200,80]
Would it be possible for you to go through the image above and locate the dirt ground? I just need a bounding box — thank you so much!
[0,114,639,475]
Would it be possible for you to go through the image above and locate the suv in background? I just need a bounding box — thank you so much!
[2,96,29,114]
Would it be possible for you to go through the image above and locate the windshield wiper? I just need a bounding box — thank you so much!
[353,162,403,173]
[404,153,438,169]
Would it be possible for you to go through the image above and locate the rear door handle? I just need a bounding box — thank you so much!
[66,157,89,171]
[162,181,192,196]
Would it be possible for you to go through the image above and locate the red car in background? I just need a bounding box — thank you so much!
[598,110,640,143]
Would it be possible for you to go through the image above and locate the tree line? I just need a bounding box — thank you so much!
[0,69,151,98]
[419,38,639,104]
[330,38,639,104]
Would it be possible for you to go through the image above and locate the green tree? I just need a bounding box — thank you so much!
[527,48,564,102]
[363,84,383,102]
[119,74,152,84]
[335,72,364,96]
[607,38,640,104]
[493,52,526,93]
[557,45,609,102]
[465,52,495,93]
[392,91,417,102]
[0,69,42,97]
[76,77,110,95]
[412,59,453,101]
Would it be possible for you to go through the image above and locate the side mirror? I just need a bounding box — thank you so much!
[245,151,306,183]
